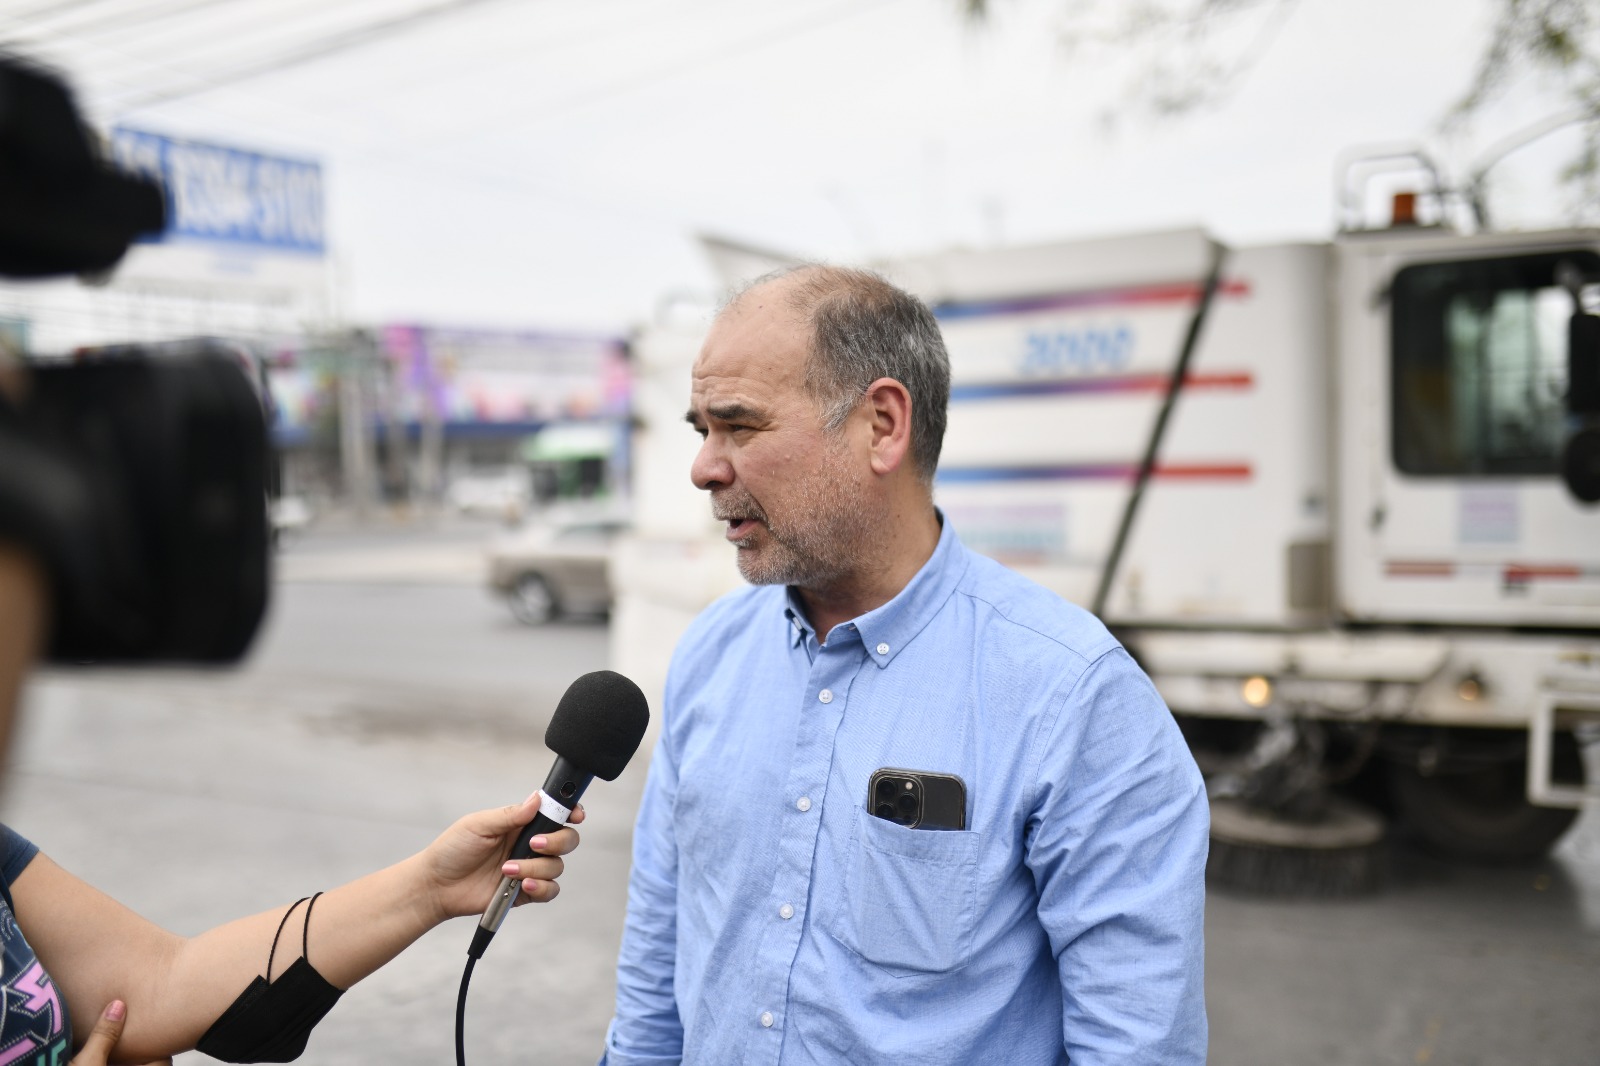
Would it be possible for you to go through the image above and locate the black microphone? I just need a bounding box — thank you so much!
[468,669,650,959]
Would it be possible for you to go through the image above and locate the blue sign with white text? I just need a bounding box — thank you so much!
[110,128,325,254]
[1020,324,1134,376]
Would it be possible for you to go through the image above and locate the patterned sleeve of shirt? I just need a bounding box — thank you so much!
[602,721,686,1065]
[1025,646,1210,1062]
[0,823,75,1062]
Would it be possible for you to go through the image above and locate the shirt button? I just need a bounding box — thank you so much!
[759,1011,774,1028]
[779,902,795,920]
[876,642,890,655]
[796,796,812,812]
[818,689,833,704]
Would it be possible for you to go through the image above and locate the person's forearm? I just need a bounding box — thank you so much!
[170,851,440,993]
[22,793,570,1063]
[92,854,446,1059]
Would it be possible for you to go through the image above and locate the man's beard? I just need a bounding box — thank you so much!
[711,443,874,590]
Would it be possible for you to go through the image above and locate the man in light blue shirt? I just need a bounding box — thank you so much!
[603,265,1208,1065]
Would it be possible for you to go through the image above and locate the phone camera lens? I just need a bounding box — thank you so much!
[895,793,918,815]
[875,780,897,803]
[875,803,895,819]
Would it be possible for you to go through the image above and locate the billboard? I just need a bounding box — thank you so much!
[382,325,630,430]
[109,128,325,254]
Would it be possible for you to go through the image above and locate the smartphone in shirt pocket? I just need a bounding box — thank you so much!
[827,771,979,975]
[868,767,967,830]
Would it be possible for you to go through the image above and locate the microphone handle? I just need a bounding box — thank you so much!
[507,809,570,861]
[473,756,596,954]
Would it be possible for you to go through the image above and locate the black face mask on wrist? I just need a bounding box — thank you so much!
[196,894,344,1064]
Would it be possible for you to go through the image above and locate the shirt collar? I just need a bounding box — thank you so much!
[779,512,968,668]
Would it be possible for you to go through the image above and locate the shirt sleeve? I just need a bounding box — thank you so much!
[600,709,686,1065]
[0,823,39,889]
[1024,647,1209,1064]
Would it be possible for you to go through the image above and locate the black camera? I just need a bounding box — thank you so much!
[0,56,270,663]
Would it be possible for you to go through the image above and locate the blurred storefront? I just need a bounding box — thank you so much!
[267,325,632,515]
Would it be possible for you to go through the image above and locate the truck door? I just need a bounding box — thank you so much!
[1336,237,1600,626]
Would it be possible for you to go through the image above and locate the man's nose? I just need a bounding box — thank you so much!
[690,435,731,491]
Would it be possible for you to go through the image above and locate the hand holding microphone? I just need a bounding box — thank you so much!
[419,790,587,919]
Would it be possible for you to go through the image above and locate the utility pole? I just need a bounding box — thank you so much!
[377,338,410,509]
[338,329,380,517]
[418,357,444,511]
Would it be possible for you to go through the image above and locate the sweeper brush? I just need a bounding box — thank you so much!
[1207,795,1387,897]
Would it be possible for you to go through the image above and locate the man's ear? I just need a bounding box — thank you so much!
[861,377,913,476]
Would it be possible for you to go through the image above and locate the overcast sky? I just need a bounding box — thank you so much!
[3,0,1589,333]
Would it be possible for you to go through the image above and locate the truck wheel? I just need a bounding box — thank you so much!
[1387,733,1583,864]
[508,573,558,626]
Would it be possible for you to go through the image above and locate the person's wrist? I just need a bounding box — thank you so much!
[396,850,454,930]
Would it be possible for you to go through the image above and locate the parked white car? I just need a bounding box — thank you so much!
[487,516,627,624]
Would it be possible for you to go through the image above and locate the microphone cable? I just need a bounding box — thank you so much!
[456,924,496,1066]
[456,878,519,1066]
[455,953,475,1066]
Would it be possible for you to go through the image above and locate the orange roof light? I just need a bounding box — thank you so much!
[1391,191,1418,227]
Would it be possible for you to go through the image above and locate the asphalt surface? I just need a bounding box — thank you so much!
[3,521,1598,1065]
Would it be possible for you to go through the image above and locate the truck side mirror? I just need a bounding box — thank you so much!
[1568,311,1600,418]
[1561,312,1600,502]
[1562,425,1600,503]
[1564,311,1600,503]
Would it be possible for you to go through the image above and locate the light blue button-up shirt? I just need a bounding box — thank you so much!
[603,519,1208,1065]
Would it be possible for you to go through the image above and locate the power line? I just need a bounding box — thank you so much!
[43,0,228,40]
[73,0,421,63]
[0,0,132,29]
[0,2,410,119]
[317,0,746,114]
[114,0,517,111]
[432,0,904,148]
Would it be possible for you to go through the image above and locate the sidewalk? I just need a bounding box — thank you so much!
[274,542,485,584]
[273,514,496,584]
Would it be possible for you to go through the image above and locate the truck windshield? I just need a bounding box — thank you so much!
[1391,249,1600,476]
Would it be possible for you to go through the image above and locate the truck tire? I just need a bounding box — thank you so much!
[508,573,558,626]
[1387,732,1583,864]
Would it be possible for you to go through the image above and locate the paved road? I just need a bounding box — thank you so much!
[3,523,1598,1064]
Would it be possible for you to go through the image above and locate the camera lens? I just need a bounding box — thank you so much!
[876,779,897,803]
[896,792,918,815]
[875,803,895,819]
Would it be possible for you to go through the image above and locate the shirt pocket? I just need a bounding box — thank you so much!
[824,804,980,976]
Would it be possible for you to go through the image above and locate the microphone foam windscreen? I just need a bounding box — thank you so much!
[545,670,651,781]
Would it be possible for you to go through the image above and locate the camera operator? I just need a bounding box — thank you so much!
[0,57,583,1065]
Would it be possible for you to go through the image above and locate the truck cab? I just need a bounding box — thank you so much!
[1336,228,1600,628]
